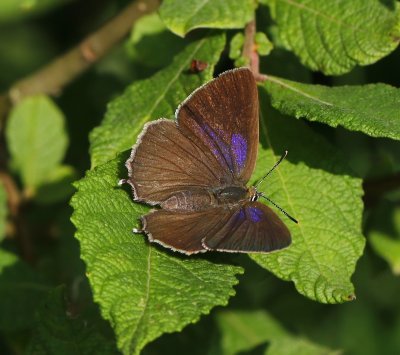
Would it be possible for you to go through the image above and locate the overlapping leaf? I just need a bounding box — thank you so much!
[127,13,189,68]
[265,76,400,141]
[89,33,225,167]
[71,156,243,355]
[216,310,336,354]
[159,0,254,37]
[262,0,400,75]
[5,95,68,191]
[250,89,365,303]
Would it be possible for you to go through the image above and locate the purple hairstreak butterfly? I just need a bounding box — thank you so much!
[122,68,296,255]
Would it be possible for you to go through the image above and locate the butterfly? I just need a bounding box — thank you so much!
[123,68,294,254]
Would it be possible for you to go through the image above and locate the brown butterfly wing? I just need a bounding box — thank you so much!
[142,201,290,254]
[177,68,259,184]
[126,68,259,204]
[126,119,230,204]
[203,202,291,253]
[141,208,230,254]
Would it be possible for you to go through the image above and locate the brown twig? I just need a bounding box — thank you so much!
[0,172,21,217]
[0,95,12,131]
[0,171,35,264]
[0,0,160,264]
[242,19,267,82]
[8,0,160,104]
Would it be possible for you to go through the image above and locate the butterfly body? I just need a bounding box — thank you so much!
[160,185,254,212]
[126,68,291,254]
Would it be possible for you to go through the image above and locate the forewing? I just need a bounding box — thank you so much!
[177,68,259,184]
[126,119,229,204]
[203,202,291,253]
[142,201,291,255]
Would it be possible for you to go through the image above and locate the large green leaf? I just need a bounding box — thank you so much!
[250,88,365,303]
[5,95,68,191]
[89,33,225,168]
[216,310,336,354]
[0,183,6,241]
[70,155,243,355]
[26,286,119,355]
[262,0,400,75]
[159,0,254,37]
[0,249,50,331]
[264,76,400,141]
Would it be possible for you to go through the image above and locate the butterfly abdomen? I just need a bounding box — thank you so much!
[161,190,216,211]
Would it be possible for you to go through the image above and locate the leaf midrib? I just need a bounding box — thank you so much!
[277,0,367,31]
[129,247,152,354]
[267,76,333,107]
[183,0,210,30]
[267,76,400,138]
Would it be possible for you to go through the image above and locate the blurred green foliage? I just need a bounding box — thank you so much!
[0,0,399,354]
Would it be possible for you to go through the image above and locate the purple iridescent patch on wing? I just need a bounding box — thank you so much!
[247,207,264,223]
[236,208,246,222]
[231,133,247,171]
[201,123,234,172]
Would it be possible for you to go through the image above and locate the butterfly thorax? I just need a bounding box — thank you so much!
[215,186,250,205]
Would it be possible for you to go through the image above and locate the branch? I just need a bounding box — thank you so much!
[242,19,266,82]
[0,172,21,218]
[0,171,35,264]
[8,0,160,104]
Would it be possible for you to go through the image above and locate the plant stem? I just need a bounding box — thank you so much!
[0,171,35,264]
[242,18,267,82]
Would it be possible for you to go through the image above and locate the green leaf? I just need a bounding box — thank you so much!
[368,200,400,275]
[0,249,50,331]
[265,76,400,141]
[216,310,337,354]
[90,32,225,168]
[159,0,254,37]
[250,88,365,303]
[229,32,245,60]
[26,286,119,355]
[35,165,77,205]
[262,0,400,75]
[255,32,273,56]
[6,95,68,191]
[70,154,243,355]
[0,183,6,241]
[127,13,189,68]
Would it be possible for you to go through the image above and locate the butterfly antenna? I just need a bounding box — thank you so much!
[255,150,288,189]
[258,192,298,224]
